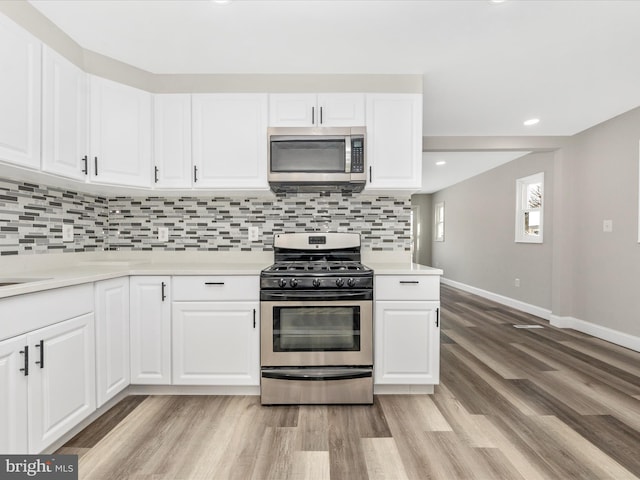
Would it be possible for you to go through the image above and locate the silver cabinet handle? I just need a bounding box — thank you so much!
[399,281,420,284]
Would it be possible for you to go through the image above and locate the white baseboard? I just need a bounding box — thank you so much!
[550,315,640,352]
[440,277,552,321]
[374,385,434,395]
[128,385,260,396]
[441,277,640,353]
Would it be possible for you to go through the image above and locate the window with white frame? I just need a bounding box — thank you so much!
[515,172,544,243]
[434,202,444,242]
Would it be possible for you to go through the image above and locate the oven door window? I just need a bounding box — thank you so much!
[271,139,346,173]
[273,306,360,352]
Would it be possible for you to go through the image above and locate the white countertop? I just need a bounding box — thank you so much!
[366,262,443,276]
[0,251,442,299]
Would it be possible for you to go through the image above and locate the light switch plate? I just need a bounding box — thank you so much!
[603,220,613,233]
[248,226,259,242]
[158,227,169,242]
[62,224,74,242]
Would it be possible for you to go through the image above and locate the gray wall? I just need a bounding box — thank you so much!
[432,152,555,309]
[563,107,640,336]
[431,106,640,339]
[411,194,432,266]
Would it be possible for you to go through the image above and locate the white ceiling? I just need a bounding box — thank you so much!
[421,151,529,194]
[27,0,640,191]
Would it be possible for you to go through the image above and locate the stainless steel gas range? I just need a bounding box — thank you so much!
[260,232,373,405]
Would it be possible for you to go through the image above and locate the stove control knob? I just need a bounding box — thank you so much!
[312,278,321,288]
[278,278,287,288]
[347,278,356,288]
[290,278,298,288]
[335,278,344,287]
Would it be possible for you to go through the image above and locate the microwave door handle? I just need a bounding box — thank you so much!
[345,135,352,173]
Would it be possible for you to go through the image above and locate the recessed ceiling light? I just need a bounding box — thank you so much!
[490,0,507,3]
[435,161,447,166]
[212,0,231,4]
[523,118,540,126]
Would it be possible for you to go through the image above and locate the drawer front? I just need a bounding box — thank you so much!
[172,276,259,301]
[375,275,439,301]
[0,284,94,341]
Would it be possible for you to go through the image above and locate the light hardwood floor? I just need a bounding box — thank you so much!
[59,285,640,479]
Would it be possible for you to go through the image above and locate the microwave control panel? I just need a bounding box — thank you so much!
[351,137,365,173]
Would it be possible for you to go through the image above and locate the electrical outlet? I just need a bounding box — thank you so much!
[514,278,520,287]
[62,224,74,242]
[603,219,613,233]
[248,226,260,242]
[158,227,169,242]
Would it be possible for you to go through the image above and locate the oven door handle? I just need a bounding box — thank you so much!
[261,368,372,382]
[261,290,372,301]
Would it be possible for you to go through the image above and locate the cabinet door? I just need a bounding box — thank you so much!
[374,301,440,385]
[192,94,268,189]
[0,335,28,453]
[268,93,316,127]
[42,46,88,180]
[27,313,96,453]
[95,278,130,407]
[365,93,422,191]
[90,75,152,187]
[130,276,171,385]
[0,14,41,169]
[172,302,259,385]
[153,94,192,188]
[317,93,365,126]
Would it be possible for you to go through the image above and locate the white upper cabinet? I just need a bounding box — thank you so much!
[269,93,365,127]
[89,75,152,187]
[365,93,422,191]
[42,46,88,180]
[153,94,192,188]
[192,94,268,190]
[0,14,41,169]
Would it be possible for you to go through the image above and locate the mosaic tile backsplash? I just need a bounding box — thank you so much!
[0,178,108,256]
[0,179,411,256]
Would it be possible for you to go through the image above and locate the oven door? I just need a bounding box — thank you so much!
[261,300,372,367]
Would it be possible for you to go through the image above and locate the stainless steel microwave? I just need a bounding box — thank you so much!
[267,127,366,193]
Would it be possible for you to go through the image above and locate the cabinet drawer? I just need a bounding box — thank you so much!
[172,276,259,301]
[0,284,94,341]
[375,275,439,301]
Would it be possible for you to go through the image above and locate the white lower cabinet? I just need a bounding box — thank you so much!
[27,313,96,453]
[0,335,28,453]
[172,301,259,386]
[0,284,96,454]
[374,274,441,388]
[95,278,130,407]
[374,301,440,385]
[130,276,171,384]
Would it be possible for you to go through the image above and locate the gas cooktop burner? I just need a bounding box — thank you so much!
[260,232,373,291]
[265,261,370,274]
